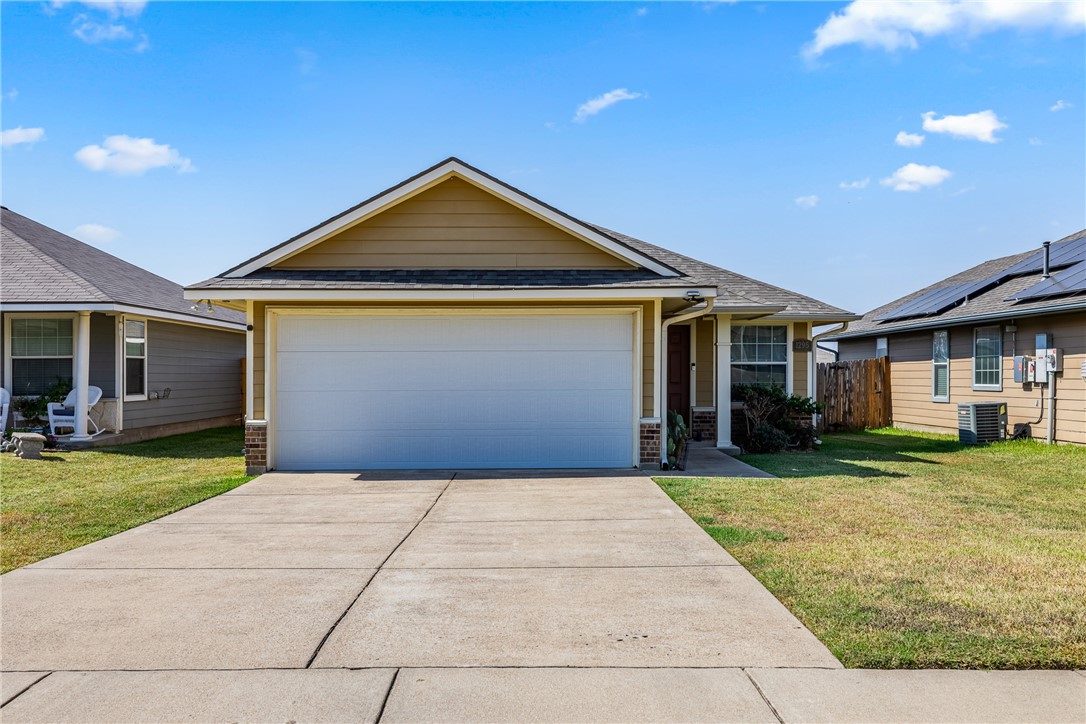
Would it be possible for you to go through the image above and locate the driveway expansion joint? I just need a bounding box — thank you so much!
[0,672,52,709]
[304,473,457,669]
[373,668,400,723]
[742,668,785,724]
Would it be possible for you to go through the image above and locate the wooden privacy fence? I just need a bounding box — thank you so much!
[816,357,892,432]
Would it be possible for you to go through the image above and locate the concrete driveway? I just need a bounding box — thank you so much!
[4,470,1080,723]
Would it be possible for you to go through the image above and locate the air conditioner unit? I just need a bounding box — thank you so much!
[958,402,1008,444]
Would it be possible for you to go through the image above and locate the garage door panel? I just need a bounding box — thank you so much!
[275,313,635,469]
[277,432,631,470]
[278,315,632,353]
[278,389,633,431]
[277,350,630,392]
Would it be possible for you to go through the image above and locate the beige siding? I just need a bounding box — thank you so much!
[250,300,658,421]
[694,317,715,406]
[880,314,1084,445]
[792,321,810,396]
[273,178,634,270]
[643,305,656,418]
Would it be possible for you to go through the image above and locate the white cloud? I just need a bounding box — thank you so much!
[72,223,120,244]
[636,7,648,16]
[573,88,644,123]
[75,135,194,175]
[804,0,1085,59]
[795,194,820,209]
[1050,99,1071,112]
[895,130,925,147]
[921,110,1006,143]
[1029,137,1044,146]
[1,127,45,148]
[4,88,18,102]
[880,162,952,192]
[839,178,870,189]
[52,1,146,18]
[73,18,132,43]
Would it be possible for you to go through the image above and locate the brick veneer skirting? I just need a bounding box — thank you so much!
[639,419,661,467]
[244,421,268,475]
[690,407,717,441]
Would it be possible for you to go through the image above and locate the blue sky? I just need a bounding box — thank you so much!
[2,1,1084,315]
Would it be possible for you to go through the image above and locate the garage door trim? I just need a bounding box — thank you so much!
[264,306,644,470]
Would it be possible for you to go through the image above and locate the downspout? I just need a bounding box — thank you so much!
[659,296,716,468]
[1046,368,1056,445]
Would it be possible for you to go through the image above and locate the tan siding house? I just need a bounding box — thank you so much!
[833,230,1085,445]
[188,158,854,472]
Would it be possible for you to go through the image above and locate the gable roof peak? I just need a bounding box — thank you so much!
[221,158,682,279]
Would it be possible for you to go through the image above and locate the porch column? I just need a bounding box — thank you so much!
[71,310,92,440]
[715,314,737,452]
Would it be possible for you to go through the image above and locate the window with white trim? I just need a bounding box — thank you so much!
[124,319,147,400]
[876,337,888,359]
[10,318,74,395]
[932,330,949,402]
[731,325,788,388]
[973,326,1002,391]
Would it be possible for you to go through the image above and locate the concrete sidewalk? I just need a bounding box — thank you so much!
[2,668,1082,722]
[653,441,777,478]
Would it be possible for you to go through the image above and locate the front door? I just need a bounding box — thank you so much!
[666,325,691,421]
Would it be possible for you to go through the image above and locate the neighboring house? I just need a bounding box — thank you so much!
[816,342,838,365]
[1,208,246,442]
[828,229,1085,445]
[186,158,855,472]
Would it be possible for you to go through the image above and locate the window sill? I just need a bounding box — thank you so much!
[972,385,1003,392]
[123,395,148,402]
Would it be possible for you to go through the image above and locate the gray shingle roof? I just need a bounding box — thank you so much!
[829,228,1086,340]
[1,208,244,326]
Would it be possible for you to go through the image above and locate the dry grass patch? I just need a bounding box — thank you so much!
[657,429,1086,669]
[1,427,252,573]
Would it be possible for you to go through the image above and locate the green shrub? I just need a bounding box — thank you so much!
[11,378,72,425]
[736,384,823,453]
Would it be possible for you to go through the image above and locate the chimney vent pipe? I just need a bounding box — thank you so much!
[1042,241,1052,279]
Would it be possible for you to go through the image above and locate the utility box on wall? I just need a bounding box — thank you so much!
[1013,355,1033,383]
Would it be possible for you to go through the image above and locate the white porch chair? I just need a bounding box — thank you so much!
[48,386,105,437]
[0,388,9,436]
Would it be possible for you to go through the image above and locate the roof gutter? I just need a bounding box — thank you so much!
[658,295,716,469]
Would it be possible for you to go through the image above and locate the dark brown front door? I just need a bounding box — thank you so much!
[667,325,691,420]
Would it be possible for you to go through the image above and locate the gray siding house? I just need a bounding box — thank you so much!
[1,208,246,441]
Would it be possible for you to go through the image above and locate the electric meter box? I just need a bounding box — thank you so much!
[1037,348,1063,375]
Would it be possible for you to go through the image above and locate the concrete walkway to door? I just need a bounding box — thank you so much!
[2,470,1083,723]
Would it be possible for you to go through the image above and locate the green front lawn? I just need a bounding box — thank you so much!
[1,427,253,573]
[657,429,1086,669]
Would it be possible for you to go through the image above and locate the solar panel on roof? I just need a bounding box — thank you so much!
[1001,236,1086,278]
[875,278,994,321]
[1009,260,1086,301]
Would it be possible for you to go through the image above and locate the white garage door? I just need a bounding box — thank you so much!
[274,313,634,469]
